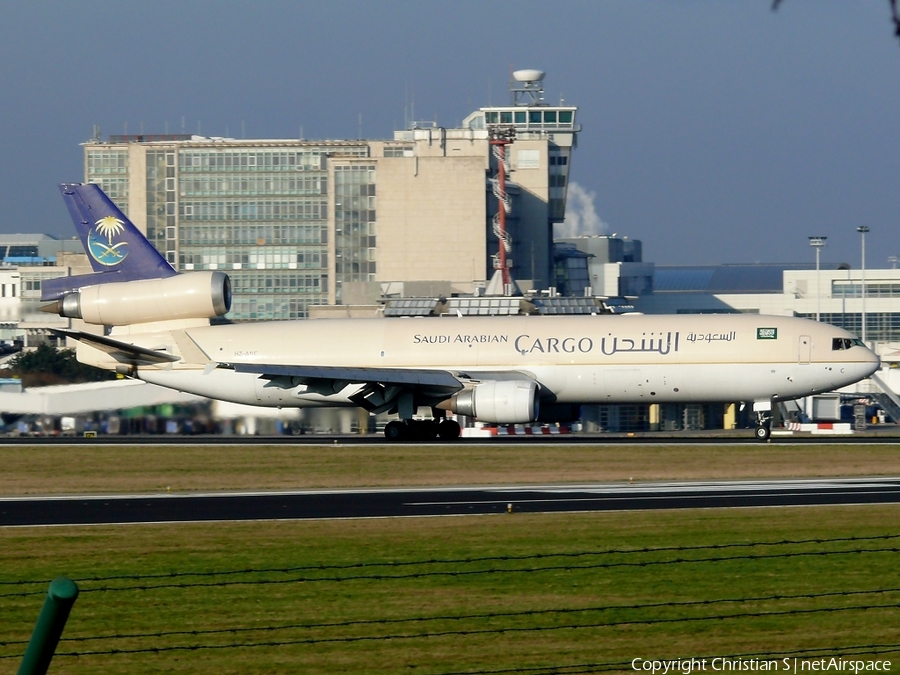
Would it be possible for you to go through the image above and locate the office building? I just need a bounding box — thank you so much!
[82,70,580,320]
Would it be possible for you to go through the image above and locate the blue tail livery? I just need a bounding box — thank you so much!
[42,183,176,301]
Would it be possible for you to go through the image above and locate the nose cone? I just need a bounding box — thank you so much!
[863,346,881,378]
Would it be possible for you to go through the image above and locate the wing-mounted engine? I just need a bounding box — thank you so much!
[47,271,231,326]
[449,379,540,424]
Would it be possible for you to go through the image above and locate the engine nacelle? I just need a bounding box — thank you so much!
[54,271,231,326]
[450,379,540,424]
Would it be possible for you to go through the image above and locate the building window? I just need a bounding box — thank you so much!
[832,280,900,298]
[801,312,900,343]
[517,149,540,169]
[334,164,377,292]
[550,174,567,187]
[384,146,413,158]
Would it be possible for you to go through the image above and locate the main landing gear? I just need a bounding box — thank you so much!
[383,419,461,441]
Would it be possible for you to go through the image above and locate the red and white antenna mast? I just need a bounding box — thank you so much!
[489,125,516,290]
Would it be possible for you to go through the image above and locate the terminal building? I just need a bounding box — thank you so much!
[81,70,579,320]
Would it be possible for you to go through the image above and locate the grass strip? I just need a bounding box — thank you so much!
[2,505,899,674]
[2,442,900,494]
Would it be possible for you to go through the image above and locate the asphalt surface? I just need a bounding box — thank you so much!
[3,429,900,445]
[3,478,900,527]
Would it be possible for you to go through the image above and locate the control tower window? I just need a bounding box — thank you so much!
[559,111,573,124]
[515,111,526,123]
[544,111,557,123]
[500,112,513,123]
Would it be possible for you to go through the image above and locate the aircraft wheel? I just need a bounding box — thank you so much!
[421,420,439,440]
[438,419,461,440]
[384,420,407,441]
[754,424,771,442]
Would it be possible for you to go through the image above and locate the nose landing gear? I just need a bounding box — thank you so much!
[753,408,773,442]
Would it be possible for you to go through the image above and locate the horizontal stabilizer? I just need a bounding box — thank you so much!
[41,271,129,302]
[51,329,181,366]
[232,363,462,391]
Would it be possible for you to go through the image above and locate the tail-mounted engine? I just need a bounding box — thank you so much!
[50,271,231,326]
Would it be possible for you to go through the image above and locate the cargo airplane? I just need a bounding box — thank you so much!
[44,184,879,441]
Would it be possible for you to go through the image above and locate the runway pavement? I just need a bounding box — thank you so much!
[3,477,900,527]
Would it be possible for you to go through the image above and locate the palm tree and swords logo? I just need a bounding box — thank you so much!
[87,215,130,266]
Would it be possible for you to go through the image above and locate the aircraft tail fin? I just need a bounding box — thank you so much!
[43,184,177,301]
[59,183,176,278]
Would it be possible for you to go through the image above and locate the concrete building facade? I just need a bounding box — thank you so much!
[81,71,580,320]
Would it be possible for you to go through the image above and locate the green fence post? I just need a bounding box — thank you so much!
[17,576,79,675]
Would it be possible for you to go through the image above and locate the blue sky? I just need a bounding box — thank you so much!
[1,1,898,267]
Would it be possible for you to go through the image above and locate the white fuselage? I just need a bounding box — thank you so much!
[95,313,880,410]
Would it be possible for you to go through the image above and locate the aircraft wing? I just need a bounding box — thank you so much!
[231,363,463,390]
[230,362,466,415]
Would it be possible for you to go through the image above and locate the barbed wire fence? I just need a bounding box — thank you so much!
[2,534,899,672]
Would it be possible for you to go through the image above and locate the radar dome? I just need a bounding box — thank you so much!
[512,69,545,83]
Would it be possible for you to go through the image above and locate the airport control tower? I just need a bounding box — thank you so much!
[462,69,580,294]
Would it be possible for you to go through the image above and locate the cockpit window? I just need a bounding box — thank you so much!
[832,338,854,350]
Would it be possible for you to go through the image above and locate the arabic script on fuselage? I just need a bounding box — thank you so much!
[514,332,680,355]
[685,331,737,344]
[412,331,689,356]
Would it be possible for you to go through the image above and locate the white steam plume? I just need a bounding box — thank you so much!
[553,182,609,238]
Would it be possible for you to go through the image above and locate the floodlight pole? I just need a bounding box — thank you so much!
[808,236,827,322]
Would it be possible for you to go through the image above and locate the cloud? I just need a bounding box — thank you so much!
[553,182,609,239]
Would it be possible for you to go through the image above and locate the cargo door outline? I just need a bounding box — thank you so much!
[799,335,811,365]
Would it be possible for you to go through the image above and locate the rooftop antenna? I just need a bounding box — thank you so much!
[510,69,546,106]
